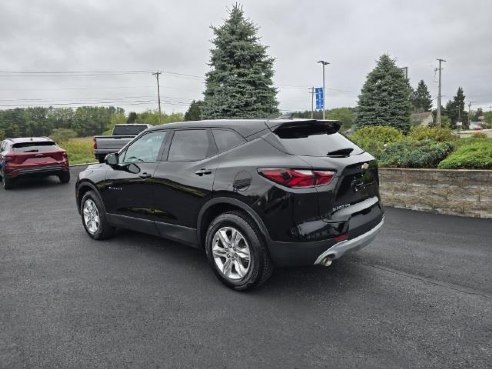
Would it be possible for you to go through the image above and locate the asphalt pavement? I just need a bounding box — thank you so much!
[1,166,491,369]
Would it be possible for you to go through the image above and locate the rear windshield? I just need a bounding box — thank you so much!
[273,126,363,157]
[12,142,58,152]
[113,125,148,135]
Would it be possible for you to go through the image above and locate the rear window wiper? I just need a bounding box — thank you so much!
[326,148,353,157]
[24,149,39,152]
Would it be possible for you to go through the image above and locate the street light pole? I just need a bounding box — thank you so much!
[317,60,330,120]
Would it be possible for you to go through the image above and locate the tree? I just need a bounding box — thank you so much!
[356,54,413,132]
[472,107,483,121]
[184,100,203,121]
[137,110,184,125]
[445,87,468,128]
[326,107,355,130]
[412,80,433,112]
[71,106,114,136]
[127,112,138,123]
[483,111,492,128]
[202,4,279,119]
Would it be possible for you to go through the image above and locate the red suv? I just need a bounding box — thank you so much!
[0,137,70,190]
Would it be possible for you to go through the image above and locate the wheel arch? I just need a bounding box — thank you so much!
[76,180,102,214]
[197,197,270,249]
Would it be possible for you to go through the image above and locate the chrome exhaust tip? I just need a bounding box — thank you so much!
[320,256,333,267]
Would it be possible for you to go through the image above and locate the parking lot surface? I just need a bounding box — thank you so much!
[1,167,491,368]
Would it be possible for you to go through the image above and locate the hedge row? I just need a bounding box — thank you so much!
[349,126,491,169]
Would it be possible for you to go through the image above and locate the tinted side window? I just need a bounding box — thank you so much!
[212,129,245,153]
[168,130,211,162]
[121,130,167,163]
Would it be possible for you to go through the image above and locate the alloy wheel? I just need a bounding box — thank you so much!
[212,226,251,280]
[83,199,100,235]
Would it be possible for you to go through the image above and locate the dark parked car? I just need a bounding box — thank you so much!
[0,137,70,190]
[75,119,384,290]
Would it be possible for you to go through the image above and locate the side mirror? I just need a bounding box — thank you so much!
[105,153,118,166]
[126,163,140,174]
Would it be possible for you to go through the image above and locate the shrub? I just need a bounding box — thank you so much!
[438,139,492,169]
[379,139,455,168]
[350,126,403,158]
[0,129,5,140]
[50,128,77,143]
[408,126,457,142]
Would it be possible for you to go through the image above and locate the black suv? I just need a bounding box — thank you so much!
[75,119,384,290]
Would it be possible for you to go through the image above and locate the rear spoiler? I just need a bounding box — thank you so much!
[265,119,341,137]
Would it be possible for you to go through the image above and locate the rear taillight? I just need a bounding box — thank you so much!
[258,168,335,188]
[93,137,97,150]
[3,154,14,172]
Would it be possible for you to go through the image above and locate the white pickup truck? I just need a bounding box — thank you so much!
[93,124,151,163]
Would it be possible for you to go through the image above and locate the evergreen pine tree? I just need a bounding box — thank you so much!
[356,55,413,132]
[202,4,279,119]
[184,100,203,121]
[445,87,467,127]
[412,80,433,112]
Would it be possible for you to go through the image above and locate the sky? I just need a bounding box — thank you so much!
[0,0,491,115]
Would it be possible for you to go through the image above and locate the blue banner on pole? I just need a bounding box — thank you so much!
[315,87,324,110]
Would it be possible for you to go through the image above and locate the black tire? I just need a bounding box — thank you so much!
[59,172,70,184]
[80,190,115,240]
[205,211,274,291]
[2,172,14,190]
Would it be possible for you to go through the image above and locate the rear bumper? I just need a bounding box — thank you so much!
[7,165,68,178]
[267,217,384,267]
[314,218,384,264]
[266,199,384,267]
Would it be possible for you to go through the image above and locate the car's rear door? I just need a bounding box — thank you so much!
[151,129,219,245]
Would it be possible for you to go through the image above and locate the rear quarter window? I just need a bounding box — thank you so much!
[212,129,245,153]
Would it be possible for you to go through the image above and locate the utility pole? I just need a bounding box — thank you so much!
[436,58,446,127]
[309,87,315,118]
[468,101,473,126]
[152,71,162,123]
[317,60,330,120]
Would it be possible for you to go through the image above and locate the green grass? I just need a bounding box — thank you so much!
[60,137,95,165]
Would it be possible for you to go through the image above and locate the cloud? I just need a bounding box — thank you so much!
[0,0,491,113]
